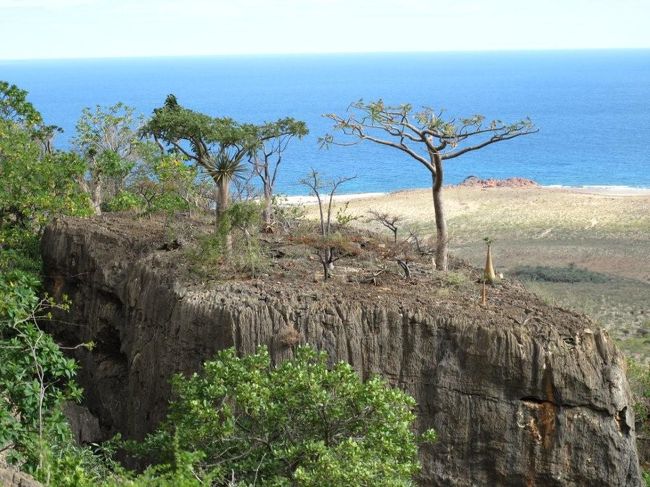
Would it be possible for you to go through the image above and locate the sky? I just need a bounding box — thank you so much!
[0,0,649,60]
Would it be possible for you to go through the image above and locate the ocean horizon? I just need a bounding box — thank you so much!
[2,49,649,195]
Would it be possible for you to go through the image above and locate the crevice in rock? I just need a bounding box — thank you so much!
[617,407,631,435]
[520,396,611,416]
[521,396,553,406]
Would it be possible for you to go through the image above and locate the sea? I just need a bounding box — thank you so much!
[1,50,649,195]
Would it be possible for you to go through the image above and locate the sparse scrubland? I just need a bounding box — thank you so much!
[314,186,650,362]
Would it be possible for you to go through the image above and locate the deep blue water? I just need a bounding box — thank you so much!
[1,50,649,194]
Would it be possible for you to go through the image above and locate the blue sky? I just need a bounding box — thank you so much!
[1,0,648,60]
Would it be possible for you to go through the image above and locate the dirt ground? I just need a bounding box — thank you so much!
[303,186,650,362]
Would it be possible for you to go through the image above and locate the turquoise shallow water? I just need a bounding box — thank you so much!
[1,50,649,194]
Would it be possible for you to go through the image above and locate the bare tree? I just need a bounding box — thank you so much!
[406,229,432,256]
[323,100,537,271]
[368,210,401,243]
[251,118,308,230]
[299,169,355,280]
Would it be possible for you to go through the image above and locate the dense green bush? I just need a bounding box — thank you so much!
[104,191,142,212]
[132,346,433,486]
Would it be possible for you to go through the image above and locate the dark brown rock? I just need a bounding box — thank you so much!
[41,216,643,486]
[63,402,103,444]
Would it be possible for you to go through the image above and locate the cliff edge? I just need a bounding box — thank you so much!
[41,215,642,486]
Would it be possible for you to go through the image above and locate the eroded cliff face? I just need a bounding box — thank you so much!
[41,217,643,486]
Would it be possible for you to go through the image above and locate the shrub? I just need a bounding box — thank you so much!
[133,346,433,486]
[188,201,268,277]
[104,191,142,212]
[0,270,81,470]
[442,271,468,287]
[272,195,305,232]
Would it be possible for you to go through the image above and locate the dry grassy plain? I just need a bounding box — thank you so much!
[304,186,650,362]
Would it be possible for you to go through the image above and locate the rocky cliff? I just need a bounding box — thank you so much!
[41,216,643,486]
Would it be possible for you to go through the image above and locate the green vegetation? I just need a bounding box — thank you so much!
[142,94,256,231]
[1,80,92,479]
[189,200,269,277]
[512,264,611,283]
[0,269,82,470]
[4,79,648,484]
[131,346,433,486]
[1,81,437,485]
[72,102,141,214]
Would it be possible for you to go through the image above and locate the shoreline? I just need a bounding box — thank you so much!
[543,185,650,196]
[284,184,650,203]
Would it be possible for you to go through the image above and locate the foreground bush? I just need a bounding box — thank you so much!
[135,346,434,486]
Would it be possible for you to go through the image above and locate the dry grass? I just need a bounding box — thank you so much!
[304,186,650,361]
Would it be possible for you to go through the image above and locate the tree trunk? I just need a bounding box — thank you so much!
[322,258,330,280]
[327,247,335,272]
[262,185,273,230]
[216,178,230,221]
[431,158,448,271]
[216,178,232,253]
[91,178,102,216]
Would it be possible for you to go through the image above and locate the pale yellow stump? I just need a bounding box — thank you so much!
[484,244,496,284]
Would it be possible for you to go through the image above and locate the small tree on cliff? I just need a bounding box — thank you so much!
[251,118,308,230]
[323,100,537,271]
[299,169,356,280]
[73,103,141,215]
[142,95,255,233]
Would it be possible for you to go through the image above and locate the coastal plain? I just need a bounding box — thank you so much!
[307,185,650,362]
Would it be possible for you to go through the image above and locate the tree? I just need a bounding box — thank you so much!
[137,345,434,485]
[299,169,356,280]
[142,95,255,242]
[368,209,402,243]
[483,237,497,284]
[0,269,82,471]
[251,118,308,229]
[119,144,200,217]
[72,103,142,215]
[0,81,43,129]
[1,84,90,236]
[0,80,61,154]
[323,100,537,271]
